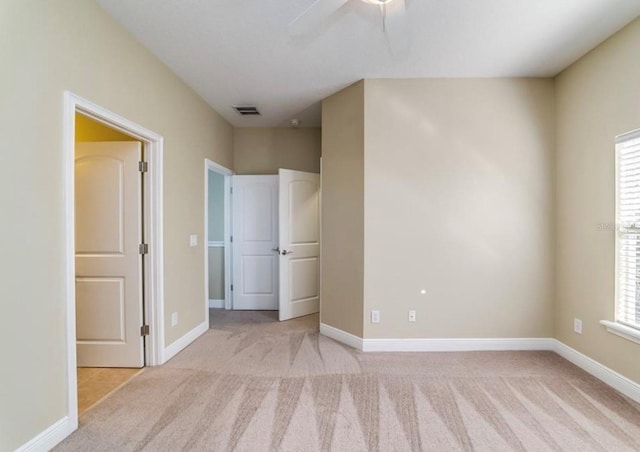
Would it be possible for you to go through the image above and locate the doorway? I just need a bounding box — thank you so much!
[205,159,233,315]
[230,169,321,320]
[63,92,164,431]
[231,175,280,310]
[74,115,145,413]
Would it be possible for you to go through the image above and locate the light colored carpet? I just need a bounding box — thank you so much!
[56,310,640,451]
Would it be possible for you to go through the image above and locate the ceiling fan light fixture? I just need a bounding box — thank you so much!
[362,0,393,4]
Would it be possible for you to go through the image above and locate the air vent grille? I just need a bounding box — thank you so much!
[233,105,261,116]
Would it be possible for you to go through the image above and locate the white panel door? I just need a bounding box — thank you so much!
[279,169,320,321]
[75,142,144,367]
[232,175,279,310]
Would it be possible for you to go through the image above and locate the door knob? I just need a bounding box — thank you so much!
[272,247,280,253]
[281,249,293,255]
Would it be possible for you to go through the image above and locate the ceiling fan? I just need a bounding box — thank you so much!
[289,0,410,53]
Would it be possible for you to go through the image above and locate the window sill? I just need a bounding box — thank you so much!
[600,320,640,345]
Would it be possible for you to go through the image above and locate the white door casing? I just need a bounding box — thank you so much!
[232,175,279,310]
[205,159,233,311]
[75,142,144,367]
[279,169,321,321]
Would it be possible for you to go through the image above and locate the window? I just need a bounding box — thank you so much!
[615,129,640,330]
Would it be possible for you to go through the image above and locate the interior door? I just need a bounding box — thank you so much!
[75,141,144,368]
[232,175,279,310]
[278,169,321,321]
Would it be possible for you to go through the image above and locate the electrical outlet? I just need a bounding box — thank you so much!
[171,312,179,327]
[574,318,582,334]
[371,310,380,323]
[408,310,417,322]
[189,234,198,247]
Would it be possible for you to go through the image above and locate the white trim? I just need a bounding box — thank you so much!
[362,337,556,352]
[62,93,79,434]
[65,92,165,367]
[15,417,73,452]
[616,127,640,143]
[163,320,209,363]
[319,157,323,313]
[209,299,225,308]
[600,320,640,345]
[204,163,209,331]
[206,158,235,176]
[143,138,165,368]
[319,323,364,350]
[63,92,165,441]
[553,339,640,404]
[224,172,232,310]
[614,133,640,330]
[204,159,234,315]
[319,323,555,352]
[318,324,640,404]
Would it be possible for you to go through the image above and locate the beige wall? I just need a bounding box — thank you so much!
[555,18,640,384]
[321,81,365,337]
[234,127,321,175]
[363,79,556,338]
[0,1,233,449]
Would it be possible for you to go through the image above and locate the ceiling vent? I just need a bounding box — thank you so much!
[233,105,261,116]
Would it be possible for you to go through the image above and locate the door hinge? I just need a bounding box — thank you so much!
[230,187,233,194]
[140,324,150,336]
[231,284,234,291]
[139,161,148,173]
[139,243,149,255]
[230,235,233,243]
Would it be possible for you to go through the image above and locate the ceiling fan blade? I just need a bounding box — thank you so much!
[288,0,350,35]
[384,0,410,55]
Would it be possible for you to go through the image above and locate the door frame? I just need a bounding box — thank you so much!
[204,159,233,313]
[63,91,164,431]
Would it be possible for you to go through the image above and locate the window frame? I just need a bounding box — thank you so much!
[607,128,640,342]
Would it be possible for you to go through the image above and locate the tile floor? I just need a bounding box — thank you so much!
[77,367,142,414]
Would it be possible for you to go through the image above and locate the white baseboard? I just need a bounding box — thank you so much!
[362,337,556,352]
[17,321,210,451]
[320,323,555,352]
[319,323,640,404]
[320,323,363,350]
[162,320,208,363]
[15,416,74,452]
[552,339,640,404]
[208,299,224,309]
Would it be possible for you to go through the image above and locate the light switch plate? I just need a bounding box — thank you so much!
[574,318,582,334]
[408,310,417,322]
[371,310,380,323]
[189,234,198,247]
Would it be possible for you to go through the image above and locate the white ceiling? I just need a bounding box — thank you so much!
[96,0,640,127]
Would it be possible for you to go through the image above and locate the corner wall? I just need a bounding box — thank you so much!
[555,17,640,384]
[363,79,556,339]
[0,1,233,449]
[320,81,365,337]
